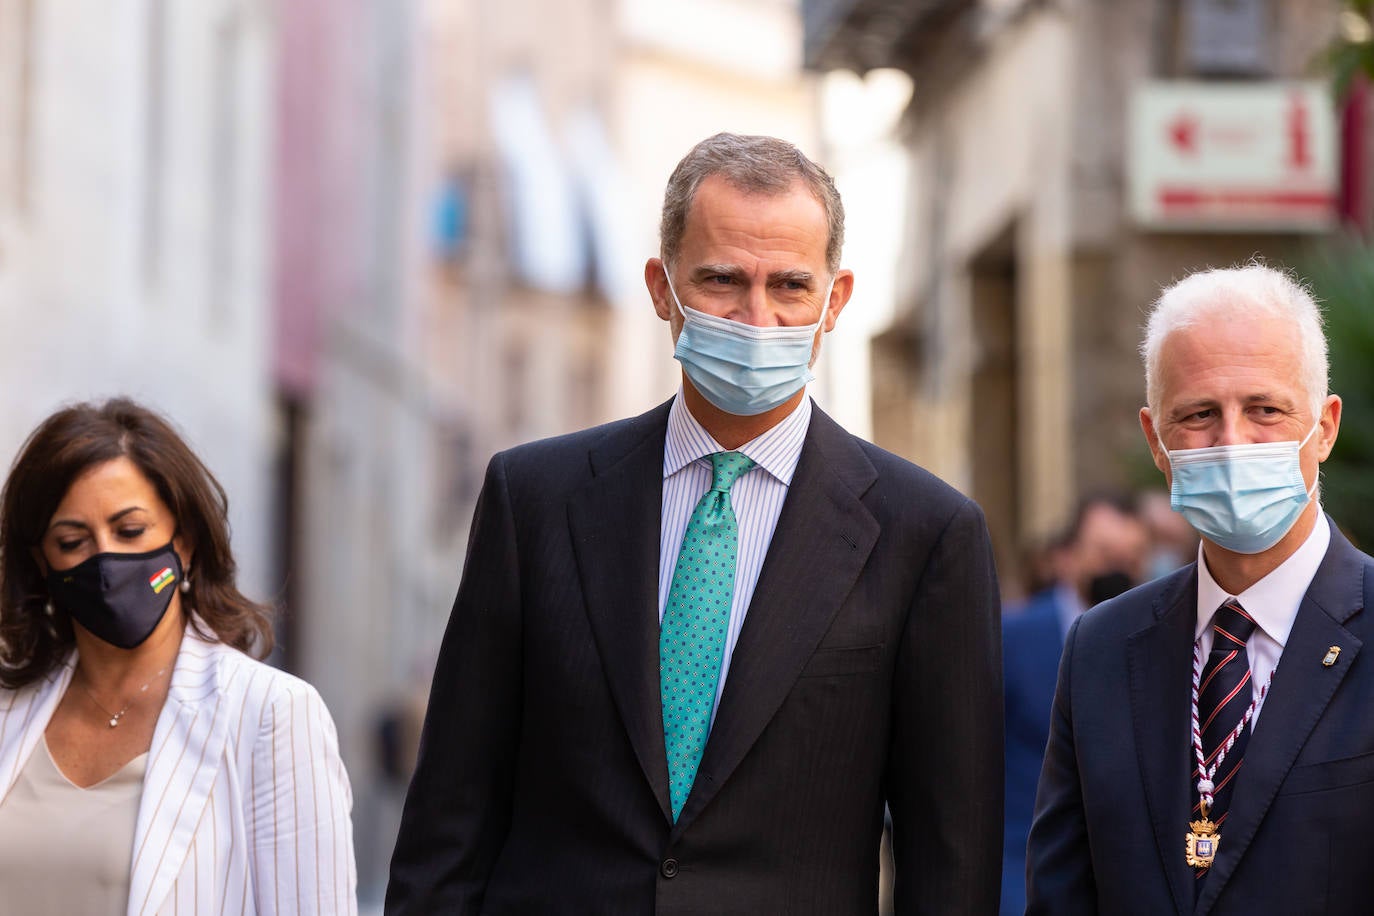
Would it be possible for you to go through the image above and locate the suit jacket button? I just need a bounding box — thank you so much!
[661,858,679,879]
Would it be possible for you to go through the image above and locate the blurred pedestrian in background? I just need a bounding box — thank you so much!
[1029,264,1370,914]
[1000,492,1149,916]
[0,399,357,915]
[1139,488,1201,581]
[386,132,1003,914]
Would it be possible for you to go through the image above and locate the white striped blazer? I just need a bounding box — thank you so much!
[0,622,358,915]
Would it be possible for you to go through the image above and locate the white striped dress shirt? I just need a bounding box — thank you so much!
[659,391,811,719]
[1193,510,1330,727]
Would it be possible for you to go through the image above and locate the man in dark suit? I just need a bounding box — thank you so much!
[386,133,1003,914]
[1027,264,1369,915]
[1001,495,1146,915]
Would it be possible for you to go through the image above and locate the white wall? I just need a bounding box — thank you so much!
[0,0,277,599]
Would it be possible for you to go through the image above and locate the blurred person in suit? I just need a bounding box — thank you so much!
[0,398,357,915]
[1000,494,1148,915]
[1028,264,1371,914]
[386,132,1004,914]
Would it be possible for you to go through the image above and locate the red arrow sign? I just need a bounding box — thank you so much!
[1168,111,1198,153]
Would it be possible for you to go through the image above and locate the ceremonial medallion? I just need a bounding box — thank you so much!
[1185,817,1219,869]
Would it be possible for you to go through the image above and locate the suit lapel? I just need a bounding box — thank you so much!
[673,406,879,835]
[127,625,232,916]
[568,402,673,822]
[0,655,73,804]
[1195,521,1364,916]
[1127,567,1199,916]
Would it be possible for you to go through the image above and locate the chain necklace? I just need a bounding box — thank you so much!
[1184,639,1274,870]
[75,664,172,729]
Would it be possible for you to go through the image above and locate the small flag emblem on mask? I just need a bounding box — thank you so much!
[149,567,176,594]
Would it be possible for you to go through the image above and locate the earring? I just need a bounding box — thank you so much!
[180,576,191,594]
[43,600,54,617]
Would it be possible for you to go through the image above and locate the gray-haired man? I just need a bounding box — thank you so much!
[1027,264,1374,915]
[387,133,1003,914]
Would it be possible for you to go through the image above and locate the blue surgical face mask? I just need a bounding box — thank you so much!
[663,267,834,417]
[1160,421,1320,555]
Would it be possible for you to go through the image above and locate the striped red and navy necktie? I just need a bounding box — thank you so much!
[1194,598,1257,880]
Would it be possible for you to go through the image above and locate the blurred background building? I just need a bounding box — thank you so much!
[806,0,1370,593]
[0,0,278,612]
[0,0,1370,907]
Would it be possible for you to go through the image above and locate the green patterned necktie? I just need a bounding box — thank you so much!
[660,450,756,821]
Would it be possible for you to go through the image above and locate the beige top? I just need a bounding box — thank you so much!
[0,736,147,915]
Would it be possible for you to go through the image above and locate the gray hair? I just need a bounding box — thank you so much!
[1140,263,1328,419]
[659,133,845,274]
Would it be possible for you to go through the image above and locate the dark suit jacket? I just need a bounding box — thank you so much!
[386,399,1003,915]
[1027,516,1374,915]
[1001,589,1068,916]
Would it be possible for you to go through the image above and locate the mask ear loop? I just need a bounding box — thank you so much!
[170,527,194,595]
[1299,415,1323,501]
[815,275,836,336]
[662,263,686,321]
[1298,416,1321,450]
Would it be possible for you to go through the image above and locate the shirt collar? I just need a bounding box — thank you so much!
[663,388,812,486]
[1195,511,1331,646]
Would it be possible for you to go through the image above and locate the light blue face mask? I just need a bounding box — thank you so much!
[1160,421,1320,555]
[663,267,834,417]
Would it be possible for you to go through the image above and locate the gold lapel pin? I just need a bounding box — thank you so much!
[1322,646,1341,667]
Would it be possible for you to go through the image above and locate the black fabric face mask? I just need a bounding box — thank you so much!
[47,542,182,649]
[1087,570,1135,606]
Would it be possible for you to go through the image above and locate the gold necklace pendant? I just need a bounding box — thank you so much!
[75,663,171,730]
[77,681,131,728]
[1185,816,1220,869]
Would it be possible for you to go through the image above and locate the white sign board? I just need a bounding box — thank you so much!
[1130,81,1337,232]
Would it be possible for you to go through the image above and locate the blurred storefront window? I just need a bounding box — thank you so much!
[1184,0,1272,76]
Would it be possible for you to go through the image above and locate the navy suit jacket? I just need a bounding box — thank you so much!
[1027,517,1374,915]
[386,399,1004,915]
[1001,589,1069,916]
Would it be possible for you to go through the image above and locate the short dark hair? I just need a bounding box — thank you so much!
[1064,491,1138,546]
[659,132,845,274]
[0,398,273,688]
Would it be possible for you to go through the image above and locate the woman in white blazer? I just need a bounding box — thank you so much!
[0,398,357,915]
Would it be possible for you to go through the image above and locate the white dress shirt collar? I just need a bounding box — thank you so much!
[663,388,811,486]
[1195,511,1331,645]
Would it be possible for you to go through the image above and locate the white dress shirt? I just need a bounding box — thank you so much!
[659,391,811,720]
[1195,511,1331,725]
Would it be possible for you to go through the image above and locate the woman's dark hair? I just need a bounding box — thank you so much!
[0,398,273,687]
